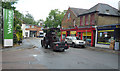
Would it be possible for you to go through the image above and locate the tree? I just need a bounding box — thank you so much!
[23,13,37,25]
[44,9,67,28]
[14,10,24,30]
[2,1,18,9]
[36,19,44,26]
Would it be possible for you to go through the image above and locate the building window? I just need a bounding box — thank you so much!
[73,19,75,26]
[105,9,110,14]
[25,25,29,28]
[97,30,114,44]
[80,16,83,26]
[68,13,70,19]
[85,15,88,25]
[32,26,34,28]
[90,14,95,25]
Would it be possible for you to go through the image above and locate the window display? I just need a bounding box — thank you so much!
[98,30,114,44]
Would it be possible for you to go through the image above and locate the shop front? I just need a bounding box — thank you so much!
[77,29,94,46]
[61,27,95,46]
[61,31,67,41]
[95,24,120,48]
[70,31,76,36]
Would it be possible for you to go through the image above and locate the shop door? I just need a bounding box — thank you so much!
[77,32,81,40]
[83,32,92,46]
[67,31,70,36]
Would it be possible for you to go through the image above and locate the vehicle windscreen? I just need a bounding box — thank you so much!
[72,37,77,40]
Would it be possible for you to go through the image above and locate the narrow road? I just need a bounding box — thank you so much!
[2,38,118,69]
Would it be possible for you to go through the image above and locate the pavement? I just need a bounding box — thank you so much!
[86,46,119,54]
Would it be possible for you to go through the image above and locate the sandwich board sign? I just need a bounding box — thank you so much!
[3,9,14,47]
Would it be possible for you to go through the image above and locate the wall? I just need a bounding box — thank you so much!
[97,15,119,26]
[25,30,30,37]
[21,24,26,38]
[61,8,78,29]
[79,12,98,27]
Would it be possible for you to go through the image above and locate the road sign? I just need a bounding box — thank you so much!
[3,9,14,47]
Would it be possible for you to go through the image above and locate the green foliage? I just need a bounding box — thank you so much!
[36,19,44,25]
[16,25,21,31]
[13,33,18,44]
[57,32,61,37]
[15,25,22,41]
[14,10,24,30]
[2,1,18,9]
[23,13,37,25]
[16,29,22,41]
[44,9,67,28]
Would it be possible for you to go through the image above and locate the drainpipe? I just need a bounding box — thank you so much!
[94,26,97,47]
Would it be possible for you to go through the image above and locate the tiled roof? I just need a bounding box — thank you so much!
[70,7,87,17]
[79,3,120,16]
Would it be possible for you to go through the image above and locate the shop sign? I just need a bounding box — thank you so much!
[70,31,76,34]
[62,31,66,34]
[116,25,120,28]
[3,9,14,47]
[83,32,91,36]
[98,30,114,32]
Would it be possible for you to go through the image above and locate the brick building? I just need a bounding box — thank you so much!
[61,3,120,47]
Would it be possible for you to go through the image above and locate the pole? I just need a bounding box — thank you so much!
[86,30,87,46]
[86,30,87,40]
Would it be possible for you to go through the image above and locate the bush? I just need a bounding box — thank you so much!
[13,33,18,44]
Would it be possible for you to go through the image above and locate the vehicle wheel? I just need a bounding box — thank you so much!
[65,41,67,43]
[45,44,48,49]
[72,43,75,48]
[41,45,43,47]
[82,45,85,48]
[61,49,64,52]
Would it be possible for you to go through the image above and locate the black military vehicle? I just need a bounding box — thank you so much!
[41,28,69,51]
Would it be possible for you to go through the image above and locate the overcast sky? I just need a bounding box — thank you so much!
[14,0,120,21]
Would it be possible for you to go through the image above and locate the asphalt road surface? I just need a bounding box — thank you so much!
[2,38,118,69]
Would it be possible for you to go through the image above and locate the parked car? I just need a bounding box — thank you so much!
[65,36,86,48]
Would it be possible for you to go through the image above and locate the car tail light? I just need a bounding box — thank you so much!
[68,45,69,48]
[56,44,58,46]
[65,44,67,46]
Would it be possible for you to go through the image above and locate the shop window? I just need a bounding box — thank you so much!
[83,32,92,46]
[71,34,76,36]
[62,34,66,40]
[97,31,114,44]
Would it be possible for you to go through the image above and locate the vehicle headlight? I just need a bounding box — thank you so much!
[75,41,79,44]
